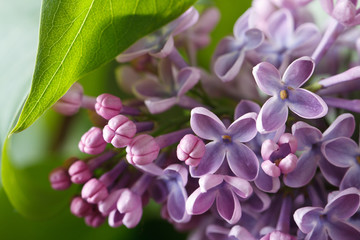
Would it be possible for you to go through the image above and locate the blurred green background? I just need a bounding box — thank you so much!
[0,0,251,239]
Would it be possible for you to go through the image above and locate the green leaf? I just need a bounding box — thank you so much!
[11,0,196,134]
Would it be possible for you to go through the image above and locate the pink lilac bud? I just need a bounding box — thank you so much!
[84,209,106,228]
[261,139,279,161]
[261,160,281,177]
[53,83,83,116]
[95,93,122,120]
[278,133,297,153]
[176,134,205,167]
[49,167,71,190]
[78,127,107,155]
[117,189,143,228]
[103,115,136,148]
[70,196,92,217]
[278,153,297,174]
[126,134,160,165]
[81,178,109,204]
[68,160,92,184]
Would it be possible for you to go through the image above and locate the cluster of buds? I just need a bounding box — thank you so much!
[50,2,360,239]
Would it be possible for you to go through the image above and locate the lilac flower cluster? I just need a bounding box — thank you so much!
[50,2,360,239]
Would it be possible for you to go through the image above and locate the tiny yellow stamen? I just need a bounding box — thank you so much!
[357,156,360,164]
[222,135,232,142]
[280,90,288,100]
[274,159,282,166]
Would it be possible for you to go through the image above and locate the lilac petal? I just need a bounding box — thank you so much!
[234,100,260,119]
[322,137,358,168]
[245,188,271,212]
[254,165,281,193]
[144,97,177,114]
[186,188,216,215]
[257,97,288,133]
[287,88,328,119]
[123,207,142,228]
[116,38,156,62]
[108,210,124,228]
[229,225,256,240]
[252,62,282,95]
[244,28,264,50]
[172,7,199,35]
[306,222,328,240]
[282,57,315,88]
[177,67,200,96]
[206,225,230,240]
[158,58,175,87]
[290,23,320,57]
[212,37,236,60]
[224,176,253,198]
[233,9,251,39]
[325,187,360,219]
[292,121,322,150]
[190,107,226,140]
[216,188,241,224]
[293,206,323,233]
[214,50,245,82]
[284,150,318,188]
[322,113,355,141]
[133,78,165,99]
[318,156,347,187]
[190,142,226,177]
[151,35,174,58]
[167,183,188,223]
[327,220,360,240]
[267,9,294,46]
[228,112,257,142]
[340,166,360,190]
[227,142,259,180]
[195,8,220,36]
[320,0,334,14]
[199,174,224,192]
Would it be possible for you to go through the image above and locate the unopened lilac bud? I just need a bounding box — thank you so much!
[98,189,124,216]
[53,83,83,116]
[78,127,107,155]
[117,189,142,213]
[49,167,71,190]
[68,160,92,184]
[81,178,109,204]
[95,93,122,120]
[70,196,92,217]
[176,134,205,167]
[126,134,160,165]
[85,210,106,228]
[278,153,298,174]
[103,115,136,148]
[261,160,281,177]
[261,139,279,161]
[278,133,297,153]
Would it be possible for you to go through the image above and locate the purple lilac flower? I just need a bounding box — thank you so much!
[252,9,320,69]
[294,187,360,240]
[213,9,264,82]
[151,164,190,223]
[284,113,355,187]
[116,7,199,62]
[53,83,84,116]
[320,0,360,26]
[189,107,259,180]
[322,135,360,190]
[186,174,253,224]
[253,56,328,133]
[206,224,256,240]
[133,59,201,114]
[235,100,283,193]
